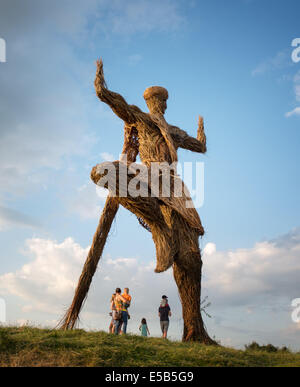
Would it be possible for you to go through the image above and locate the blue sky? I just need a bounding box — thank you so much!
[0,0,299,350]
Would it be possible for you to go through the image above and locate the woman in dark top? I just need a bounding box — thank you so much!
[158,295,172,338]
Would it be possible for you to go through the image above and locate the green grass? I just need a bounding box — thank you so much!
[0,326,299,367]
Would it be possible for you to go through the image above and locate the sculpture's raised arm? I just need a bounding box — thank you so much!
[94,59,137,124]
[170,116,207,154]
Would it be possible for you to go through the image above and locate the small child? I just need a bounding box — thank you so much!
[139,318,150,337]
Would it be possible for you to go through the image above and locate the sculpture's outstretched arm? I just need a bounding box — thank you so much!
[170,116,207,154]
[94,59,137,124]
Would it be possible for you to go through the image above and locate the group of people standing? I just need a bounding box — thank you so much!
[109,289,172,338]
[109,287,131,335]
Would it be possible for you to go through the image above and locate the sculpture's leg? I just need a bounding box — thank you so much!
[59,196,119,329]
[172,215,217,344]
[173,259,216,344]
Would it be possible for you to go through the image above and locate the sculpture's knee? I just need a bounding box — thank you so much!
[91,165,101,185]
[91,161,120,193]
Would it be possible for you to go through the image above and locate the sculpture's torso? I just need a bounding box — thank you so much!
[135,120,173,167]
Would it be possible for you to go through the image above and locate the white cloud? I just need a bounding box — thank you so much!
[0,228,300,345]
[0,236,178,334]
[0,238,89,315]
[203,242,216,256]
[285,107,300,118]
[203,228,300,307]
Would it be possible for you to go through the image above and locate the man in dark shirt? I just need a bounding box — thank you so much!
[158,295,172,339]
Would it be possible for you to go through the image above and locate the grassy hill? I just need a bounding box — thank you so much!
[0,326,299,367]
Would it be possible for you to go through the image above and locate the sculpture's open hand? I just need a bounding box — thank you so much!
[197,115,206,145]
[95,58,107,90]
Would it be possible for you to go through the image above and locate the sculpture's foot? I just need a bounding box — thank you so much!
[183,327,218,345]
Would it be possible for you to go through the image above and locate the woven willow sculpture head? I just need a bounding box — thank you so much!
[143,86,168,115]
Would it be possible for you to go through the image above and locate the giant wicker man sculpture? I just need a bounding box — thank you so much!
[60,60,216,344]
